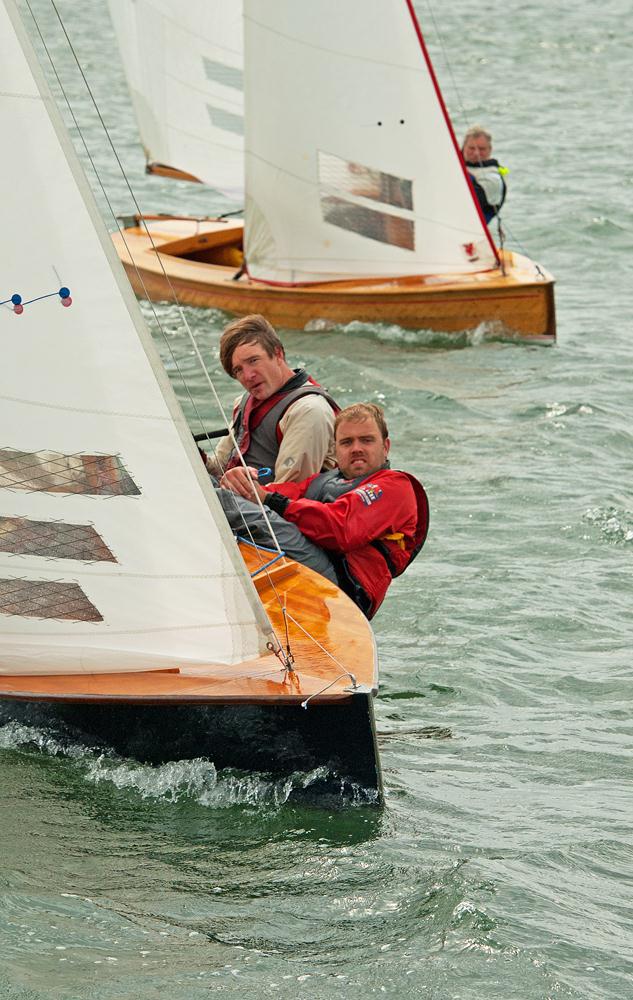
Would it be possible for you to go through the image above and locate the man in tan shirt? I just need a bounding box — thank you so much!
[204,315,339,494]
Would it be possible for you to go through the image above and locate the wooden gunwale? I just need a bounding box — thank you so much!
[112,216,556,340]
[0,545,378,706]
[146,162,203,184]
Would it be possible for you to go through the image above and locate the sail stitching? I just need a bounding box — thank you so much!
[244,14,424,71]
[0,392,173,419]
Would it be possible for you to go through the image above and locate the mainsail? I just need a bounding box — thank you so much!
[107,0,244,198]
[243,0,499,283]
[0,0,273,674]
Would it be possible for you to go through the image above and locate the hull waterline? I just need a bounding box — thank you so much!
[113,216,556,341]
[0,545,383,802]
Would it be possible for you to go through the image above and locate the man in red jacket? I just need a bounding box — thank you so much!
[218,402,429,618]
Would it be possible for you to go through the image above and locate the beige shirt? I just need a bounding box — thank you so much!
[207,393,336,483]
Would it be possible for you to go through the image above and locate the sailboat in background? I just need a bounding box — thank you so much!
[109,0,555,341]
[0,0,382,801]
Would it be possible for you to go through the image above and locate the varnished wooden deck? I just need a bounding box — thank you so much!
[112,215,556,340]
[0,544,377,706]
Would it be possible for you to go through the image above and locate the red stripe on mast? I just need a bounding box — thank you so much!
[403,0,500,264]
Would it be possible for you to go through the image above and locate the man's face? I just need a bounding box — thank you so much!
[463,134,491,162]
[335,417,390,480]
[231,341,288,401]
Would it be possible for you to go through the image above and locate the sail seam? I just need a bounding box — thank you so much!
[244,15,424,72]
[0,393,172,419]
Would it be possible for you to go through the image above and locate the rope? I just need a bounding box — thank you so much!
[282,611,359,707]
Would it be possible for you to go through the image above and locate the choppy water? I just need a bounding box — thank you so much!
[2,2,632,997]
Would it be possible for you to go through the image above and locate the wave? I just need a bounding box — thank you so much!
[0,717,378,809]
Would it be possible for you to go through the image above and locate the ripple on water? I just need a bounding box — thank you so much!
[303,316,538,350]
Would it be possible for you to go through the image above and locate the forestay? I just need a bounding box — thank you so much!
[107,0,244,199]
[0,0,272,674]
[244,0,499,284]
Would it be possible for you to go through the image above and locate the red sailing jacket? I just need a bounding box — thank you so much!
[264,468,429,618]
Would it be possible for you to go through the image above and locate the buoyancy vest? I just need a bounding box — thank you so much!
[225,369,339,472]
[465,158,507,219]
[304,466,430,617]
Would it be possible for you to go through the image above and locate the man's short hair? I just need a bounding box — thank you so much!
[219,314,285,376]
[462,124,492,147]
[335,402,389,441]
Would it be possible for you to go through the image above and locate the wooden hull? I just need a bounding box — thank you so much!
[1,696,381,803]
[0,544,383,801]
[113,215,556,341]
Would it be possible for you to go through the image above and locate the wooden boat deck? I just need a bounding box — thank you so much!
[0,543,377,706]
[113,215,556,340]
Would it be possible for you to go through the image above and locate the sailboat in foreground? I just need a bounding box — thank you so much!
[109,0,555,341]
[0,0,382,801]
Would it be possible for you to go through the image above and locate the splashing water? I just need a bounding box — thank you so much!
[583,506,633,543]
[0,717,377,810]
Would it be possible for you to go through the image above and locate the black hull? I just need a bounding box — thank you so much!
[1,694,383,805]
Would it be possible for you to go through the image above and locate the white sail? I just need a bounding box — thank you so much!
[108,0,243,198]
[0,0,273,674]
[243,0,498,284]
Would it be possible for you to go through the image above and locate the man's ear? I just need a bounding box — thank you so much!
[384,437,391,457]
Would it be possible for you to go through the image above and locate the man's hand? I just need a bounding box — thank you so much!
[220,465,266,502]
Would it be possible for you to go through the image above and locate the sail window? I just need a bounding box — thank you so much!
[0,578,103,622]
[318,152,413,211]
[0,517,116,563]
[317,152,415,250]
[0,450,140,496]
[320,196,415,251]
[207,105,244,136]
[202,58,244,92]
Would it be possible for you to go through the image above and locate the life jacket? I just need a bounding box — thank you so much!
[369,474,429,576]
[465,158,507,220]
[225,369,339,472]
[304,467,429,617]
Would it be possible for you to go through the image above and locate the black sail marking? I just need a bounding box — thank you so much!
[0,578,103,622]
[0,449,140,496]
[0,517,117,563]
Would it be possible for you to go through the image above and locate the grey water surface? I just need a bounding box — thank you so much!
[1,1,632,997]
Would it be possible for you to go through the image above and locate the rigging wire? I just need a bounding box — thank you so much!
[422,0,542,271]
[420,0,467,129]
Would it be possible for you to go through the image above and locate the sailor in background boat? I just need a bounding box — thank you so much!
[461,125,507,223]
[218,403,429,619]
[201,314,339,487]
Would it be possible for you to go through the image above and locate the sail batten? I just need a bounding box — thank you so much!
[0,0,273,676]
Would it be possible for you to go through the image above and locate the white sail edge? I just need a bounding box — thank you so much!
[0,0,274,673]
[243,0,499,284]
[107,0,244,200]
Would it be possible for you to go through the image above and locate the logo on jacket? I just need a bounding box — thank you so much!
[355,483,383,506]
